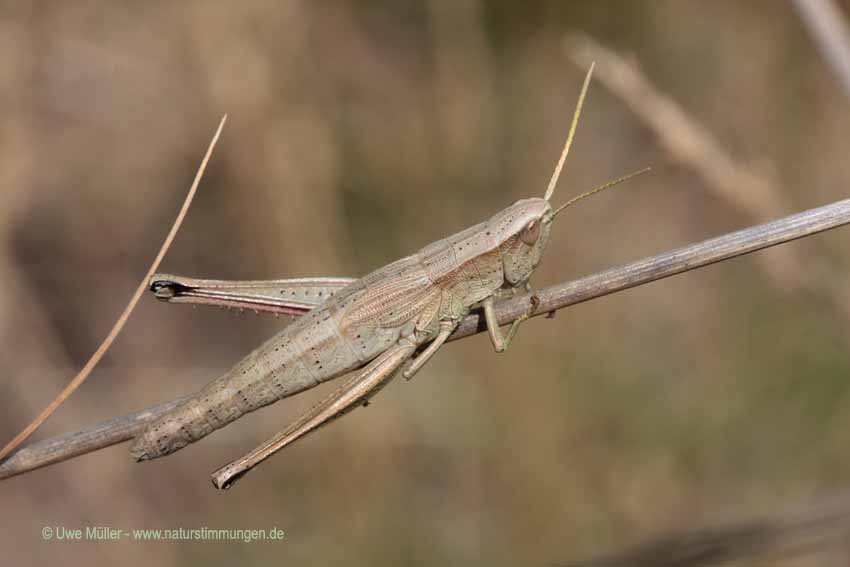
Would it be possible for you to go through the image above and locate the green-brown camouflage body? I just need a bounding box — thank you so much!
[130,198,554,461]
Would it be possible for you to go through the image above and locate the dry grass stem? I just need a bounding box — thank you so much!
[570,491,850,565]
[565,32,850,335]
[2,194,850,480]
[0,115,227,462]
[790,0,850,100]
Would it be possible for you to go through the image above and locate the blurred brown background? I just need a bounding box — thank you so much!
[3,1,850,565]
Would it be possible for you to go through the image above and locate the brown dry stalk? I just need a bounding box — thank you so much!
[565,32,787,219]
[2,194,850,480]
[568,490,850,565]
[0,115,227,462]
[790,0,850,101]
[564,32,850,329]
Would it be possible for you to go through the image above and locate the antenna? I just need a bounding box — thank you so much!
[550,166,651,219]
[544,61,595,202]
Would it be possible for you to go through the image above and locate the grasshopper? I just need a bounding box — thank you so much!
[130,63,647,489]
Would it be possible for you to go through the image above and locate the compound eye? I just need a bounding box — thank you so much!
[520,219,541,245]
